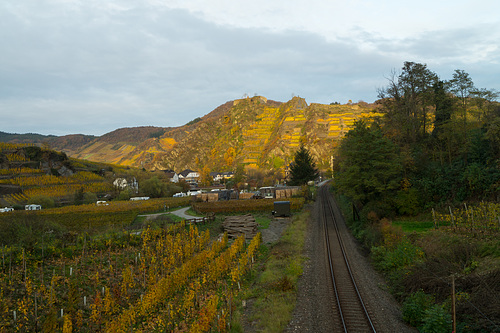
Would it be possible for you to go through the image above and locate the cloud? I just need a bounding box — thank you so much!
[1,1,499,136]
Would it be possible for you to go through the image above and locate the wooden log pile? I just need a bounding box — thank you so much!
[275,186,300,199]
[222,214,258,239]
[239,192,255,200]
[198,193,219,202]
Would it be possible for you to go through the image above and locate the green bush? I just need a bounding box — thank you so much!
[116,190,132,201]
[360,199,395,221]
[402,290,435,327]
[420,304,451,333]
[371,239,425,273]
[83,192,97,204]
[394,188,420,216]
[28,195,55,208]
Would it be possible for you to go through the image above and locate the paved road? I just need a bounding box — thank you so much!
[137,206,196,220]
[169,207,196,219]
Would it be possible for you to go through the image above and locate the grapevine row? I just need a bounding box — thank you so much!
[434,202,500,232]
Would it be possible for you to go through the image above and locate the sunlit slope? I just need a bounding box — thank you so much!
[70,97,381,172]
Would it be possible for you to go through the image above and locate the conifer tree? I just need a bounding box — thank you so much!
[288,145,319,186]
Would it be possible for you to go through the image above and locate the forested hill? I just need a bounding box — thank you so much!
[0,131,96,155]
[1,97,380,173]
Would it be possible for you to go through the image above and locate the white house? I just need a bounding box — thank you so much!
[210,171,234,183]
[113,177,139,193]
[25,204,42,210]
[178,169,199,184]
[163,169,179,183]
[210,172,223,183]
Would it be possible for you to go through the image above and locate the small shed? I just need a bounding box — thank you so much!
[272,201,290,217]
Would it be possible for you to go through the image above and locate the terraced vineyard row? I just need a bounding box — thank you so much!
[0,219,261,332]
[241,106,282,166]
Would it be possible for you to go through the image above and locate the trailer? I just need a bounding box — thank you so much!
[272,201,291,217]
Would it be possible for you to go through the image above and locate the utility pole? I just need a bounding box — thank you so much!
[330,155,334,179]
[452,275,456,333]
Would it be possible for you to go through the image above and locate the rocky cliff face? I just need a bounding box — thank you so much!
[36,97,381,173]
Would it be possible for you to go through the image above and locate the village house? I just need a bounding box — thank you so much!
[210,171,235,184]
[162,169,179,183]
[178,169,199,185]
[113,177,139,193]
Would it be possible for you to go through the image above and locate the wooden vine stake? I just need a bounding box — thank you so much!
[470,206,475,234]
[449,206,455,228]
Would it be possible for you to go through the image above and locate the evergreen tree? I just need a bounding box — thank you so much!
[288,145,319,186]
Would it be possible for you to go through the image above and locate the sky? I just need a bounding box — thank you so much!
[1,0,499,136]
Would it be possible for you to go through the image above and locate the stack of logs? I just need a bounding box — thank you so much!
[222,214,258,239]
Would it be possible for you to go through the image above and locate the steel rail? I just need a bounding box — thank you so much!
[320,185,377,332]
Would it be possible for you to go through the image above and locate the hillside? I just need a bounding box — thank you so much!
[1,97,381,173]
[71,97,381,172]
[0,131,96,155]
[0,143,134,206]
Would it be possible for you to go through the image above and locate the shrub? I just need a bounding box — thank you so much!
[402,290,435,327]
[421,304,451,333]
[379,219,404,249]
[360,200,395,221]
[28,195,55,208]
[83,192,98,204]
[372,238,425,273]
[394,188,420,216]
[116,190,132,201]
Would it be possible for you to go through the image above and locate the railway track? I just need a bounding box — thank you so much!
[319,185,377,333]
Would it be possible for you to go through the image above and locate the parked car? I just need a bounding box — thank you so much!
[0,207,14,213]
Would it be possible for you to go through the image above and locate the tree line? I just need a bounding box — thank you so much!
[333,61,499,215]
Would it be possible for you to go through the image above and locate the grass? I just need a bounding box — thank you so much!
[255,214,272,229]
[392,212,450,233]
[231,209,309,332]
[392,219,436,233]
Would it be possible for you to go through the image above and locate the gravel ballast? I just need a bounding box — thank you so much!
[285,197,417,332]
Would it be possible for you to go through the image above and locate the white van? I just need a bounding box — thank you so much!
[25,204,42,210]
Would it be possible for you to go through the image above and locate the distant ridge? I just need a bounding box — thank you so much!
[0,97,381,173]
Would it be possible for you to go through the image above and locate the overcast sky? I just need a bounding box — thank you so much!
[1,0,499,136]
